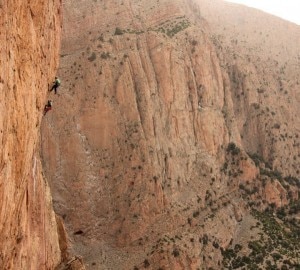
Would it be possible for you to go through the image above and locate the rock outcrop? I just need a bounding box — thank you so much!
[41,0,300,269]
[0,1,64,269]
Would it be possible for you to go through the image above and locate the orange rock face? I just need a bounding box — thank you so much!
[264,180,288,208]
[0,1,63,269]
[40,0,300,269]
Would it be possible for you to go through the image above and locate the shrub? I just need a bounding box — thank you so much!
[172,249,180,257]
[193,210,200,218]
[114,27,123,35]
[222,248,236,260]
[260,168,282,180]
[202,234,208,245]
[88,52,96,61]
[248,152,264,167]
[271,253,282,261]
[100,52,110,59]
[234,244,242,252]
[143,259,150,268]
[227,142,240,155]
[213,241,219,249]
[239,183,245,190]
[248,241,264,254]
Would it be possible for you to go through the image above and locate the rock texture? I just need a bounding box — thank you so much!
[41,0,300,269]
[200,0,300,177]
[0,1,64,269]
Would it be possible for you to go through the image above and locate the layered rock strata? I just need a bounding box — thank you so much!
[42,0,300,269]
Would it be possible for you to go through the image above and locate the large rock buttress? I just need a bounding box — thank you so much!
[42,0,300,269]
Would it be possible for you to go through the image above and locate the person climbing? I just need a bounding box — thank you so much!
[43,100,53,115]
[198,101,202,110]
[49,77,61,94]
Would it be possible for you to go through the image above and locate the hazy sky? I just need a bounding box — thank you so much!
[225,0,300,25]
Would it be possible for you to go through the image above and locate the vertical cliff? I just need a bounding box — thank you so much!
[0,1,63,269]
[41,0,300,269]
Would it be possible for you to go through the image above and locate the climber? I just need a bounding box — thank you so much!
[198,101,202,110]
[43,100,53,115]
[49,77,61,94]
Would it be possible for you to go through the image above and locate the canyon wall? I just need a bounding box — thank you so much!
[0,1,63,269]
[41,0,300,269]
[199,0,300,177]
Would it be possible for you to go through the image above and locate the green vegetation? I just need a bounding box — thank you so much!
[143,259,150,268]
[150,17,190,37]
[165,20,190,37]
[223,144,300,267]
[260,168,282,180]
[100,52,110,59]
[248,152,265,167]
[222,210,300,269]
[284,176,300,188]
[114,27,124,35]
[227,142,240,155]
[172,248,180,257]
[88,52,96,61]
[193,210,200,218]
[113,17,190,39]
